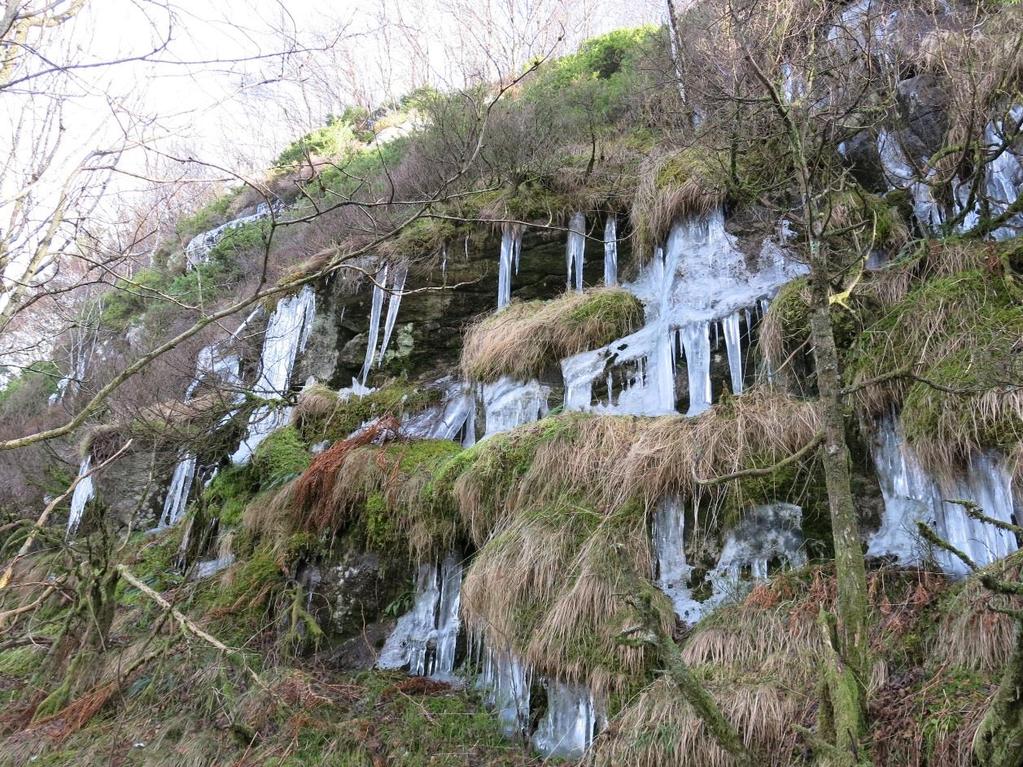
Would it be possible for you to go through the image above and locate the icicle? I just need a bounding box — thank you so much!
[680,321,711,415]
[722,311,744,394]
[532,680,602,759]
[378,263,408,364]
[378,555,462,679]
[651,497,701,624]
[603,215,618,286]
[566,212,586,291]
[497,224,522,309]
[359,265,389,385]
[158,454,197,529]
[477,641,531,736]
[66,456,95,539]
[231,286,316,463]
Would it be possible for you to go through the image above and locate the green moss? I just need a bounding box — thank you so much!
[654,146,723,191]
[848,264,1023,465]
[294,381,441,445]
[0,645,46,677]
[0,360,60,416]
[203,463,258,528]
[252,426,311,489]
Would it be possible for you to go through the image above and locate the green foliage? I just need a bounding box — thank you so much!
[524,26,659,128]
[309,138,410,200]
[252,426,311,489]
[0,360,59,415]
[175,188,240,241]
[275,116,361,167]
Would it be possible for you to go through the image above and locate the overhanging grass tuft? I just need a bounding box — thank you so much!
[630,148,727,257]
[460,288,644,383]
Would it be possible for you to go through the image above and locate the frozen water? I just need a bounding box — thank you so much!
[566,212,586,291]
[481,377,549,437]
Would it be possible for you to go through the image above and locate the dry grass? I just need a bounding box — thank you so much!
[291,417,400,531]
[630,149,727,258]
[460,288,643,383]
[461,495,673,696]
[592,674,804,767]
[932,555,1023,673]
[451,388,822,548]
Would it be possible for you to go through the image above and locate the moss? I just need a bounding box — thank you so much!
[203,463,258,527]
[293,381,441,445]
[252,427,311,489]
[847,264,1023,470]
[0,645,46,677]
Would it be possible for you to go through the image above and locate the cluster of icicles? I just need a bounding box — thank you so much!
[68,188,1022,758]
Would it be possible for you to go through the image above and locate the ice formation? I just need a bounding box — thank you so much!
[603,215,618,286]
[185,202,274,269]
[566,212,586,291]
[498,223,523,309]
[560,210,806,416]
[231,285,316,463]
[481,377,550,437]
[867,415,1018,576]
[531,680,602,759]
[66,456,95,539]
[653,497,806,623]
[378,555,463,679]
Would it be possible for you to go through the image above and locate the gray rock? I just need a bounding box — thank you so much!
[896,74,949,158]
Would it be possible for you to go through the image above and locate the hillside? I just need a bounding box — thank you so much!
[2,2,1023,765]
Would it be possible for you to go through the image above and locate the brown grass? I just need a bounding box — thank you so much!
[630,149,727,258]
[460,288,644,383]
[291,417,400,531]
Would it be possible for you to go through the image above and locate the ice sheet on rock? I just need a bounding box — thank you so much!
[603,216,618,286]
[401,379,476,445]
[867,414,1018,575]
[481,377,549,437]
[566,212,586,291]
[877,129,944,232]
[231,286,316,463]
[653,498,805,624]
[560,210,806,416]
[532,680,602,759]
[955,107,1023,240]
[66,456,95,539]
[185,202,274,269]
[378,555,462,679]
[498,224,523,309]
[50,321,99,405]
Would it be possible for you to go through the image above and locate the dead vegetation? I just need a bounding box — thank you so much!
[461,288,644,383]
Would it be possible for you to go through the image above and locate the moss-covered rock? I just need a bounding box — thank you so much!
[292,381,442,445]
[252,426,311,488]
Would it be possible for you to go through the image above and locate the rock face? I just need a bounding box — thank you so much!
[302,224,635,388]
[895,74,949,159]
[305,551,409,669]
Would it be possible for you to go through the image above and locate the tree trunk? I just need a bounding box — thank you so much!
[807,249,871,754]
